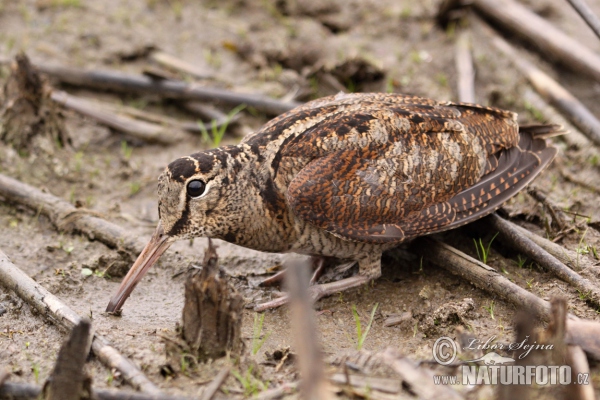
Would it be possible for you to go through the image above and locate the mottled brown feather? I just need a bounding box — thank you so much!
[286,95,556,244]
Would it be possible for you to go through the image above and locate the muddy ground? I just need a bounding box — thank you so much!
[1,0,600,398]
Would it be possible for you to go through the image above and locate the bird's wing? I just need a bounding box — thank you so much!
[287,128,557,244]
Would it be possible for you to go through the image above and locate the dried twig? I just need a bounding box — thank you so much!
[455,30,475,103]
[383,311,412,327]
[472,0,600,82]
[566,319,600,360]
[522,88,590,149]
[150,51,213,80]
[566,344,595,400]
[45,319,92,400]
[36,64,301,115]
[182,240,243,360]
[410,236,552,319]
[508,220,597,272]
[255,381,298,400]
[566,0,600,41]
[527,187,569,231]
[0,173,144,255]
[51,90,187,144]
[561,169,600,193]
[97,101,206,134]
[199,367,230,400]
[329,373,401,394]
[0,250,161,394]
[481,22,600,146]
[378,348,464,400]
[487,214,600,307]
[285,258,333,400]
[0,382,193,400]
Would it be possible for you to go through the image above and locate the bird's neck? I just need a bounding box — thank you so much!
[213,143,296,253]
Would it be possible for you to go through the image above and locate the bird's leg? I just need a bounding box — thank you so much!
[259,256,325,287]
[254,252,382,311]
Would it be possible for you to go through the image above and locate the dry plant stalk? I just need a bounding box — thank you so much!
[285,258,333,400]
[182,239,244,360]
[44,319,92,400]
[36,63,300,115]
[0,250,161,395]
[0,173,144,256]
[51,90,187,144]
[487,214,600,308]
[455,30,475,103]
[480,21,600,146]
[473,0,600,82]
[0,53,70,151]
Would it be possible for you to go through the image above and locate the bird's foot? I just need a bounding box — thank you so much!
[254,275,371,311]
[258,256,326,287]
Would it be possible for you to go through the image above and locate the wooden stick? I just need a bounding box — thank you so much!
[51,90,187,144]
[472,0,600,82]
[378,348,464,400]
[561,169,600,193]
[0,173,144,255]
[199,367,230,400]
[522,88,590,149]
[36,64,301,115]
[483,22,600,146]
[255,382,298,400]
[487,214,600,307]
[45,319,92,400]
[0,250,161,394]
[285,258,333,400]
[150,51,213,80]
[107,105,207,134]
[567,319,600,360]
[182,240,243,360]
[507,219,597,273]
[0,382,193,400]
[410,236,552,320]
[567,344,595,399]
[455,30,475,103]
[566,0,600,41]
[527,187,569,231]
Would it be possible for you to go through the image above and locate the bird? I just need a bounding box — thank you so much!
[106,92,558,313]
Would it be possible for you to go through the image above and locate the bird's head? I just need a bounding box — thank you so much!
[106,149,238,313]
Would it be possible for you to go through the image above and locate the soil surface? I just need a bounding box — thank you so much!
[1,0,600,398]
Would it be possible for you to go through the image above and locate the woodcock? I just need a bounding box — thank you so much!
[106,92,558,312]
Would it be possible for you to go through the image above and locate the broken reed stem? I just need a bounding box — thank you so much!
[482,21,600,146]
[51,90,187,144]
[106,103,207,134]
[507,219,597,273]
[561,169,600,194]
[0,382,193,400]
[0,173,144,255]
[566,0,600,41]
[285,258,331,400]
[487,213,600,308]
[522,88,590,149]
[455,30,475,103]
[0,250,161,395]
[410,236,552,320]
[199,367,230,400]
[472,0,600,82]
[36,64,300,115]
[527,187,568,231]
[45,319,92,400]
[378,348,464,400]
[150,51,213,80]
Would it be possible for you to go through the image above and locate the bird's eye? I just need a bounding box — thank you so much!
[187,180,206,198]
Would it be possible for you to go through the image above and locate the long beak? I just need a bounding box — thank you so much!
[106,223,174,313]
